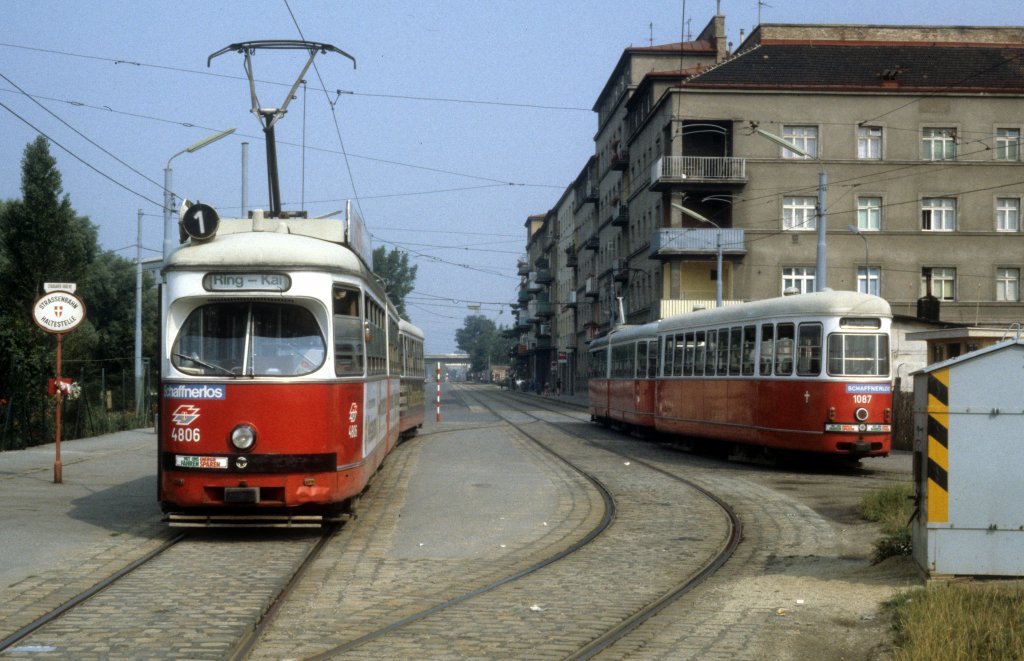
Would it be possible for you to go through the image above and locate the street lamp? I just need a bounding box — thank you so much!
[671,202,723,307]
[755,127,828,291]
[847,224,870,294]
[163,128,236,261]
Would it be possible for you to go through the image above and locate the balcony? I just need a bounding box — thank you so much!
[609,201,629,228]
[517,261,531,276]
[609,140,628,171]
[535,268,554,285]
[565,248,578,267]
[649,228,746,260]
[584,235,599,251]
[612,259,629,283]
[534,294,553,318]
[585,276,600,299]
[649,156,747,190]
[659,298,745,318]
[563,291,578,309]
[526,272,542,293]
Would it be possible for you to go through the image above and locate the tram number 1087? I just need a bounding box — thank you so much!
[170,427,202,443]
[852,394,873,404]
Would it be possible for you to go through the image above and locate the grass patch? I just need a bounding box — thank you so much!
[887,584,1024,660]
[859,483,915,562]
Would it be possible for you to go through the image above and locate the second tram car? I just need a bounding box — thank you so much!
[158,206,424,526]
[588,291,893,457]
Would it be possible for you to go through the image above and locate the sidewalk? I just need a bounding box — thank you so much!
[0,429,163,588]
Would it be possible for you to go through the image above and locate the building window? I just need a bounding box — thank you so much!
[996,267,1020,302]
[996,197,1020,231]
[856,197,882,230]
[921,267,956,301]
[857,126,882,159]
[783,196,817,230]
[783,266,816,294]
[921,127,957,161]
[995,128,1020,161]
[921,197,956,231]
[856,266,881,296]
[781,125,818,159]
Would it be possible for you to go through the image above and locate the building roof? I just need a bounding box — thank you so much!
[683,43,1024,93]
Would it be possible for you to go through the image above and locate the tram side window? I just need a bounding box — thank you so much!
[694,331,706,377]
[683,332,695,376]
[714,329,727,375]
[590,349,607,378]
[662,336,674,377]
[705,330,718,376]
[647,340,658,378]
[760,324,775,376]
[388,318,400,376]
[775,323,795,376]
[828,333,890,376]
[728,327,742,376]
[797,322,823,376]
[333,286,364,376]
[635,342,646,378]
[741,326,756,376]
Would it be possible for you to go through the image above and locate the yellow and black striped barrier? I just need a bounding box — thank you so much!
[926,368,949,523]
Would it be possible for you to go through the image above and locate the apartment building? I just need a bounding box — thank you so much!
[513,14,1024,389]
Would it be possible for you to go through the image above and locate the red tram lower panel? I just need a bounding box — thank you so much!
[159,380,395,521]
[654,378,891,455]
[592,377,891,456]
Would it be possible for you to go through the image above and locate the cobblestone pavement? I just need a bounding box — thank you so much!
[522,393,918,660]
[248,385,735,659]
[6,530,325,659]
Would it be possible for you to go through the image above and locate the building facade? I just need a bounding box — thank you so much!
[513,14,1024,390]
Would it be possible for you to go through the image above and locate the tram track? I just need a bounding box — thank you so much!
[1,526,341,659]
[243,384,741,660]
[0,532,187,655]
[465,387,743,660]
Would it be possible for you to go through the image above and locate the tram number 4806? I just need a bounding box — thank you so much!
[171,427,201,442]
[852,395,873,404]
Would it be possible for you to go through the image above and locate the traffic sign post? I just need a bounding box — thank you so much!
[32,286,86,484]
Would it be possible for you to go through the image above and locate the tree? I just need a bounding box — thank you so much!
[372,246,417,318]
[0,136,97,316]
[455,315,514,375]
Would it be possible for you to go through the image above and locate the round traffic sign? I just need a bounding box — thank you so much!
[33,291,86,334]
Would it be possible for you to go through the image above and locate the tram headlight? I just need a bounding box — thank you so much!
[854,407,870,422]
[231,424,256,450]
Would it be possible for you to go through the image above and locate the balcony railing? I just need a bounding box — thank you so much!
[659,298,745,318]
[649,228,746,259]
[649,156,747,190]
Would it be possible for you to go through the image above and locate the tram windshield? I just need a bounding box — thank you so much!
[172,302,326,377]
[827,333,890,376]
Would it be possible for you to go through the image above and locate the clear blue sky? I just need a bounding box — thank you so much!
[1,1,1018,353]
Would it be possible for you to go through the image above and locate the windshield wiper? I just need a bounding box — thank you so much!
[172,352,235,376]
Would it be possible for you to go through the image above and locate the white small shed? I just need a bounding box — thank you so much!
[912,339,1024,577]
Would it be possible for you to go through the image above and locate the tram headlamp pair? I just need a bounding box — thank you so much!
[231,424,257,450]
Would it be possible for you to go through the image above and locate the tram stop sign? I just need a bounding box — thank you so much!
[33,289,86,334]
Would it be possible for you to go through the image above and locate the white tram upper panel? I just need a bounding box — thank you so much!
[656,291,892,336]
[164,217,369,277]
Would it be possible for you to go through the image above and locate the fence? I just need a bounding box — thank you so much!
[0,358,155,452]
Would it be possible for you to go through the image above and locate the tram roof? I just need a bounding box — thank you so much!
[164,222,369,278]
[657,291,891,335]
[399,318,424,340]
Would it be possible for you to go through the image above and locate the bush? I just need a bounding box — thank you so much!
[859,483,915,562]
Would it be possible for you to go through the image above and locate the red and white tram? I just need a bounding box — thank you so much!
[158,205,424,526]
[588,291,893,457]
